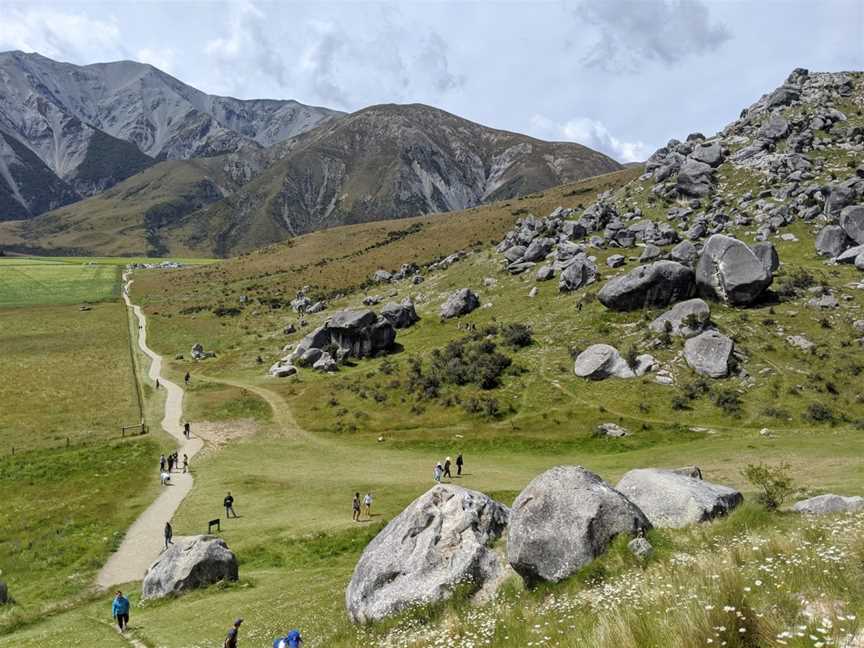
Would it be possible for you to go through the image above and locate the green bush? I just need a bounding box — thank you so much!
[499,323,533,348]
[742,462,795,509]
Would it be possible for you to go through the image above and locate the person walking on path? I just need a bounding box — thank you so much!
[224,492,236,518]
[156,378,160,389]
[184,422,191,438]
[167,454,174,473]
[182,453,188,473]
[456,453,464,477]
[443,457,452,480]
[224,618,243,648]
[112,590,130,632]
[164,521,173,550]
[352,492,361,522]
[274,629,303,648]
[363,492,373,518]
[159,454,166,472]
[433,462,443,483]
[184,371,191,386]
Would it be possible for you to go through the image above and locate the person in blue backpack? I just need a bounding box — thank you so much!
[273,629,303,648]
[111,590,130,632]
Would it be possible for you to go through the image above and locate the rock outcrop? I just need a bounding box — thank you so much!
[598,261,694,311]
[440,289,480,319]
[381,299,420,329]
[508,466,650,586]
[616,469,743,528]
[142,536,238,600]
[346,485,509,623]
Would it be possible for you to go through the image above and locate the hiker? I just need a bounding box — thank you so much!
[182,453,188,473]
[456,453,464,477]
[224,492,236,518]
[352,492,361,522]
[112,590,130,632]
[184,422,191,438]
[160,471,171,485]
[164,521,173,550]
[224,618,243,648]
[273,629,303,648]
[168,454,175,473]
[363,492,373,518]
[443,457,452,480]
[433,462,443,483]
[184,371,191,386]
[156,378,160,389]
[159,454,166,472]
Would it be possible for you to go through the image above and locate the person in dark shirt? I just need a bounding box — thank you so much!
[224,618,243,648]
[224,492,236,518]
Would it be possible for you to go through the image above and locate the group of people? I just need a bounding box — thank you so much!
[351,492,374,521]
[159,451,188,484]
[433,453,463,483]
[110,600,303,647]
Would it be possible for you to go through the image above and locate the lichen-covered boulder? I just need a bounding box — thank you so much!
[507,466,650,586]
[346,485,509,623]
[142,536,238,600]
[696,234,772,305]
[649,298,711,338]
[616,469,743,528]
[683,330,734,378]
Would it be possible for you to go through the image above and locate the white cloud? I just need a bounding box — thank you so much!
[136,47,176,73]
[0,6,123,63]
[578,0,730,72]
[530,115,649,163]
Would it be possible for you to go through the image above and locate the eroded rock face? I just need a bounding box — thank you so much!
[328,309,396,358]
[696,234,772,305]
[598,261,694,311]
[381,299,420,329]
[558,256,597,292]
[616,469,743,528]
[792,494,864,515]
[677,158,714,197]
[751,241,780,273]
[684,330,734,378]
[142,536,238,600]
[815,225,850,257]
[507,466,650,586]
[649,298,711,338]
[840,205,864,245]
[574,344,634,380]
[345,485,509,623]
[440,289,480,319]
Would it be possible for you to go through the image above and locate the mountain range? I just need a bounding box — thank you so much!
[0,51,621,256]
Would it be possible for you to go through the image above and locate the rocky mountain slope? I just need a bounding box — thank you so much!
[0,51,341,217]
[2,103,622,256]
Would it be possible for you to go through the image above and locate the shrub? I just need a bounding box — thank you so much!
[742,462,795,509]
[711,387,742,416]
[624,345,639,369]
[804,402,834,423]
[499,323,533,348]
[462,396,500,418]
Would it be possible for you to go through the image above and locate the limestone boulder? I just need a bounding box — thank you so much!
[696,234,772,305]
[815,225,851,257]
[684,330,734,378]
[649,298,711,338]
[142,536,238,600]
[345,485,509,623]
[792,494,864,515]
[381,299,420,329]
[574,344,634,380]
[840,205,864,245]
[507,466,650,586]
[440,289,480,319]
[616,469,743,528]
[598,261,694,311]
[751,241,780,273]
[558,255,597,292]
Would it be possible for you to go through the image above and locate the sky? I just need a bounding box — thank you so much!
[0,0,861,162]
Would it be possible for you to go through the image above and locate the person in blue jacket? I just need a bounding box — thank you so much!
[112,590,130,632]
[273,629,303,648]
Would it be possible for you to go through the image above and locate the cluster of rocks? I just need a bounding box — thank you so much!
[190,343,216,360]
[142,535,238,600]
[270,303,417,377]
[290,287,327,314]
[816,203,864,270]
[370,254,468,287]
[346,465,743,622]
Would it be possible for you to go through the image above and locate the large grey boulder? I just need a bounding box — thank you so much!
[142,536,238,600]
[792,494,864,515]
[507,466,650,586]
[523,237,555,262]
[670,240,698,266]
[616,469,743,528]
[751,241,780,273]
[558,255,597,292]
[840,205,864,245]
[689,140,723,167]
[816,225,851,257]
[835,244,864,264]
[598,261,694,311]
[381,299,420,329]
[346,485,509,623]
[574,344,634,380]
[696,234,772,305]
[291,326,331,361]
[440,289,480,319]
[269,360,297,378]
[677,158,714,197]
[328,310,396,358]
[684,330,734,378]
[758,114,790,140]
[649,298,711,338]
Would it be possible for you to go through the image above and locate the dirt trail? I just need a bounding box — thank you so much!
[96,275,204,589]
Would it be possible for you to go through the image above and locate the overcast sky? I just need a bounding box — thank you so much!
[0,0,861,162]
